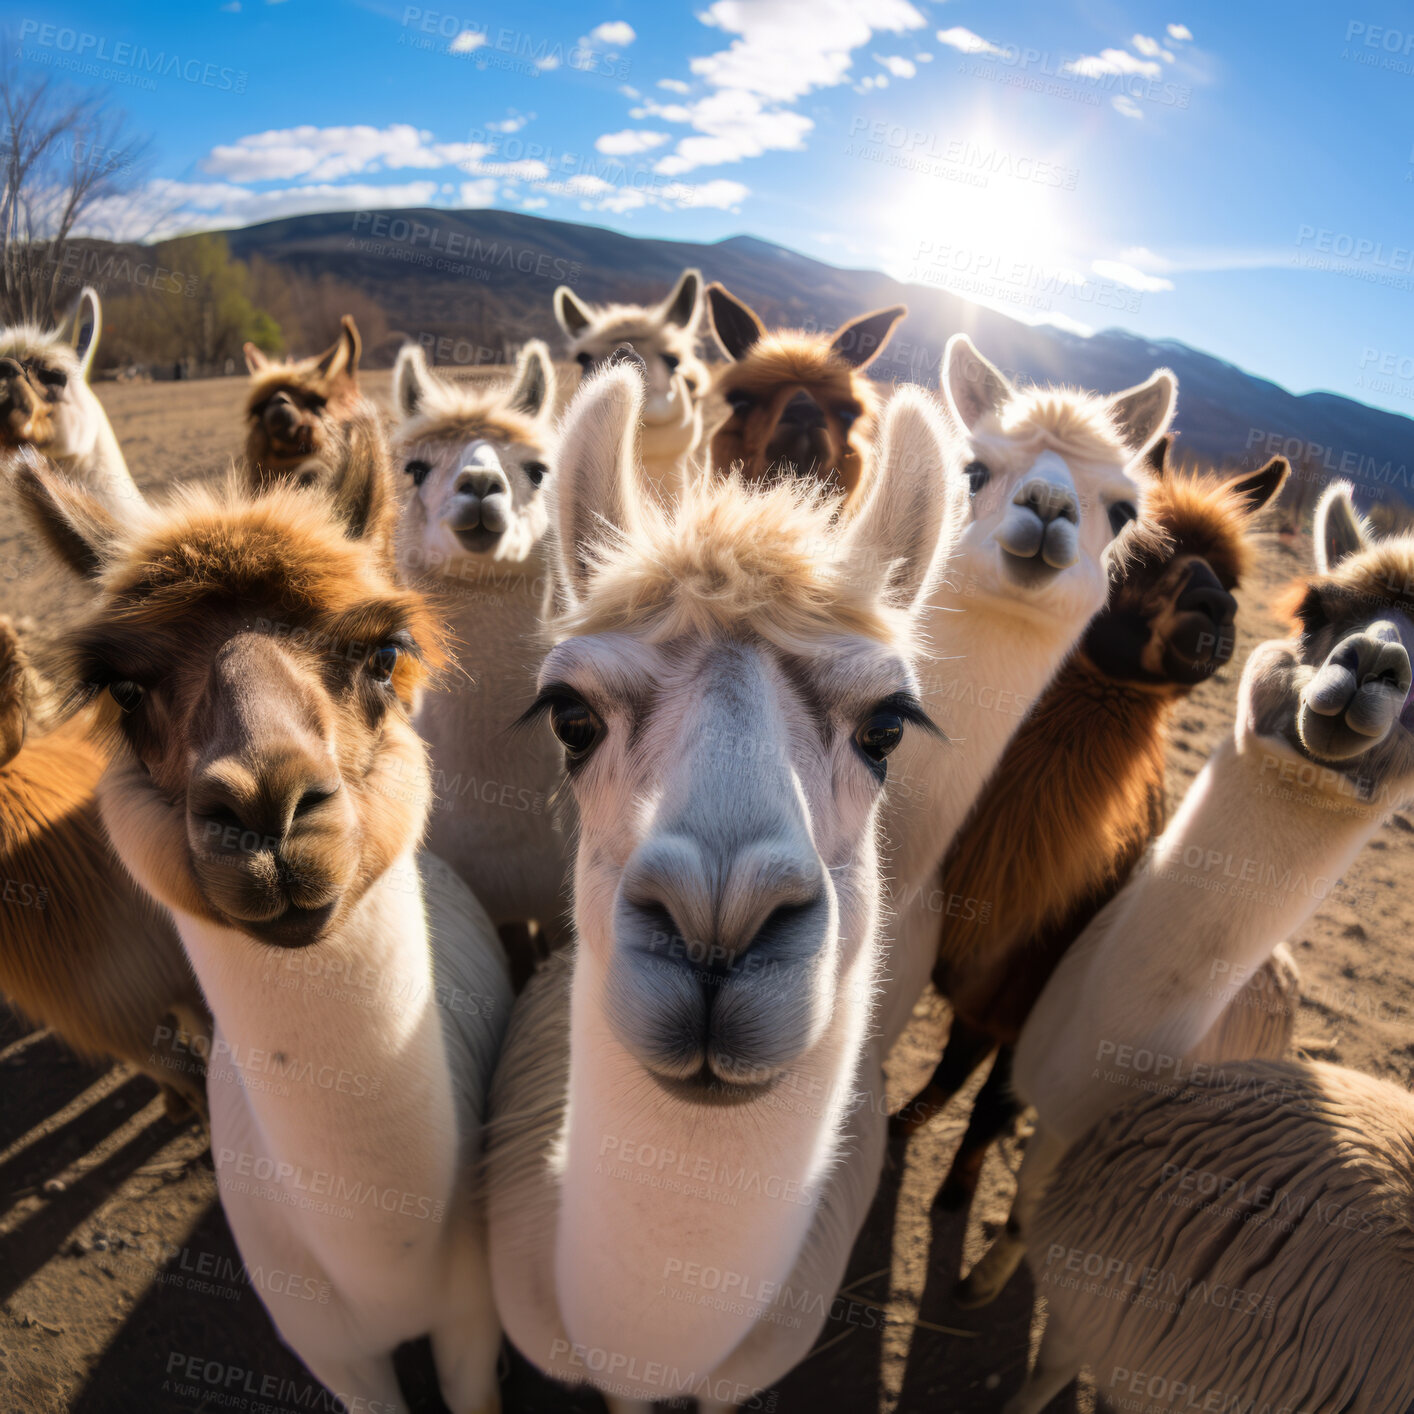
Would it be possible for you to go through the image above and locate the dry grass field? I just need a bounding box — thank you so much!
[1,374,1411,1414]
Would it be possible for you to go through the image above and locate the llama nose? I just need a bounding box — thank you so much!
[1177,563,1237,626]
[998,462,1082,569]
[189,754,342,858]
[454,467,507,500]
[779,390,826,430]
[621,833,830,976]
[1012,476,1080,526]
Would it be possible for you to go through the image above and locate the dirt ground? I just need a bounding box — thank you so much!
[1,374,1411,1414]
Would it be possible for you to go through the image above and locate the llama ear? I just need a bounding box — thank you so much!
[324,407,398,561]
[1228,457,1289,517]
[243,342,270,374]
[659,268,702,329]
[68,287,101,380]
[1142,433,1171,479]
[845,387,968,616]
[706,283,765,362]
[942,334,1012,431]
[1104,369,1177,457]
[509,339,556,419]
[1314,480,1370,572]
[554,286,594,338]
[829,305,906,370]
[393,343,432,419]
[551,359,643,601]
[8,446,118,579]
[315,315,361,383]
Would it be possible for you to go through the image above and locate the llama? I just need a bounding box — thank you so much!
[0,608,209,1119]
[1016,1058,1414,1414]
[703,282,906,509]
[553,268,707,498]
[892,441,1292,1212]
[959,479,1414,1328]
[391,339,568,948]
[484,363,969,1411]
[0,287,138,510]
[13,420,513,1413]
[242,315,364,492]
[875,336,1177,1050]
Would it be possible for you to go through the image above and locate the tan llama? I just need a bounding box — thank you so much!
[0,287,138,510]
[553,268,707,499]
[703,282,905,510]
[14,417,512,1414]
[242,315,364,491]
[390,340,566,954]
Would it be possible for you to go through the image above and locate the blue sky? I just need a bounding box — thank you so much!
[15,0,1414,416]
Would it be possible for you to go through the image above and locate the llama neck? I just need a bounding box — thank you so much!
[64,398,139,511]
[172,850,459,1189]
[1015,730,1392,1145]
[553,934,873,1379]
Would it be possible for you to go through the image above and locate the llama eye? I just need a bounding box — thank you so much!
[367,645,400,684]
[1108,500,1138,534]
[727,389,753,414]
[836,406,860,429]
[523,461,549,487]
[662,354,680,373]
[855,711,904,765]
[405,459,432,487]
[576,352,594,369]
[964,460,990,496]
[37,367,68,390]
[109,680,144,712]
[549,698,602,759]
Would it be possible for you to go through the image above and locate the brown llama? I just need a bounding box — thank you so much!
[242,315,364,490]
[703,282,905,509]
[0,610,209,1118]
[891,439,1291,1215]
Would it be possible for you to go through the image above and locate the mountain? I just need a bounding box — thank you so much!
[221,206,1412,506]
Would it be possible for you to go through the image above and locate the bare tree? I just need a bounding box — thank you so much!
[0,58,149,324]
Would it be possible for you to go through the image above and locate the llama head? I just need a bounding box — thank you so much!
[392,339,556,579]
[0,287,105,463]
[538,364,966,1093]
[1082,438,1289,687]
[553,269,707,453]
[704,283,904,507]
[1244,480,1414,781]
[242,316,364,488]
[12,418,444,949]
[941,334,1175,628]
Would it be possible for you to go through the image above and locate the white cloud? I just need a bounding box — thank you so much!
[588,20,636,47]
[536,54,561,71]
[874,53,916,78]
[662,177,748,209]
[1118,245,1174,271]
[203,124,488,182]
[459,178,498,207]
[1092,258,1174,292]
[522,196,548,209]
[914,51,932,61]
[1131,34,1174,60]
[691,0,925,103]
[1064,48,1162,79]
[652,87,813,174]
[630,99,693,123]
[1112,95,1144,119]
[485,112,532,133]
[620,83,641,98]
[1167,23,1193,41]
[856,74,889,92]
[595,129,671,155]
[658,77,691,93]
[449,30,487,53]
[935,26,1002,57]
